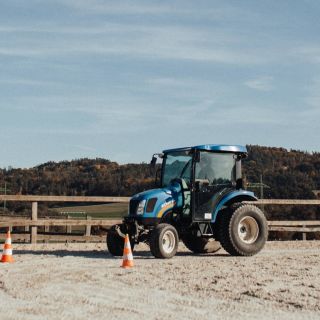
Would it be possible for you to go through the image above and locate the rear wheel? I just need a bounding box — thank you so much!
[219,204,268,256]
[150,223,179,259]
[182,234,221,254]
[107,225,135,256]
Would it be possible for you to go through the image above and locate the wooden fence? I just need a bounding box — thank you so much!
[0,217,121,243]
[0,195,320,243]
[0,195,126,243]
[245,199,320,240]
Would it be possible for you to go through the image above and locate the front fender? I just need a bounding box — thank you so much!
[212,190,257,223]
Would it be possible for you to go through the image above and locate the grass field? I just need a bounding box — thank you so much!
[51,203,128,219]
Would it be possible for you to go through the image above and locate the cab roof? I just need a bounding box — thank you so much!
[163,144,247,154]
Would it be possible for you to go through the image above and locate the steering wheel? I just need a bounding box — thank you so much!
[170,177,189,191]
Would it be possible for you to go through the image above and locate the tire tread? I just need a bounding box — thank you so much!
[149,223,179,259]
[218,203,268,256]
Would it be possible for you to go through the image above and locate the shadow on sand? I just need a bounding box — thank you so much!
[13,248,230,259]
[13,249,154,259]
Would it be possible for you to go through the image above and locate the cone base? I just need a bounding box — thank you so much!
[121,265,133,269]
[1,255,14,263]
[121,262,134,268]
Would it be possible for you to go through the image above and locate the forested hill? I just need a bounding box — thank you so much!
[245,145,320,199]
[0,145,319,199]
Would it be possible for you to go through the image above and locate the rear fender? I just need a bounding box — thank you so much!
[212,190,257,223]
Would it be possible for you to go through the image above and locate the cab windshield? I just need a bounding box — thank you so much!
[161,151,193,187]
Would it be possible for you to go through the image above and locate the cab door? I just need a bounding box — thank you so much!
[192,151,236,221]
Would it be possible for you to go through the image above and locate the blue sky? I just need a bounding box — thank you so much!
[0,0,320,168]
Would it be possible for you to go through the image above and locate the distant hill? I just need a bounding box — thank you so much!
[0,158,154,198]
[1,145,319,200]
[244,145,320,199]
[1,145,320,220]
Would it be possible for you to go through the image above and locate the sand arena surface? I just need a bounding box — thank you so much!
[0,241,319,319]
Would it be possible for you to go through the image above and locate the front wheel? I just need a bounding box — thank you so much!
[219,204,268,256]
[150,223,179,259]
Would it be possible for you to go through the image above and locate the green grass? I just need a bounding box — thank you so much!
[51,203,128,219]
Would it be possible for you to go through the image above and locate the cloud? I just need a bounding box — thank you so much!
[145,76,225,101]
[244,76,274,91]
[56,0,176,15]
[146,77,191,87]
[0,78,57,86]
[1,94,159,135]
[55,0,241,19]
[70,144,97,152]
[304,77,320,109]
[0,20,268,65]
[293,46,320,64]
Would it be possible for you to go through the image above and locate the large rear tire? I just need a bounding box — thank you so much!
[218,204,268,256]
[150,223,179,259]
[182,234,221,254]
[106,225,135,256]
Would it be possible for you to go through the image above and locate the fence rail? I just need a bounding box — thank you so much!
[0,195,131,202]
[1,219,319,228]
[7,233,105,243]
[0,218,122,227]
[1,196,320,243]
[245,199,320,205]
[0,195,129,243]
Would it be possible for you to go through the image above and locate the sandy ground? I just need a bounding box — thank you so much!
[0,241,319,320]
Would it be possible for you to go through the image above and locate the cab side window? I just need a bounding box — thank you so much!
[195,152,235,186]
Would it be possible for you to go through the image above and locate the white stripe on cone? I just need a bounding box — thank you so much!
[3,249,12,255]
[5,238,12,245]
[126,253,133,260]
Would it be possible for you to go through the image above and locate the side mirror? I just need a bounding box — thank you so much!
[150,155,157,170]
[155,168,161,187]
[150,153,164,171]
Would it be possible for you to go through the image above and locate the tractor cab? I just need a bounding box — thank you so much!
[160,145,246,223]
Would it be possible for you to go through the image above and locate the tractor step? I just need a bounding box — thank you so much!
[197,223,213,236]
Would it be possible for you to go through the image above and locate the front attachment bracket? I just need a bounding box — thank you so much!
[115,225,126,238]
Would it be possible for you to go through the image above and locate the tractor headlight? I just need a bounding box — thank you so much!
[136,200,146,215]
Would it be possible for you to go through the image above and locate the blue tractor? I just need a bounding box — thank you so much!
[107,144,268,258]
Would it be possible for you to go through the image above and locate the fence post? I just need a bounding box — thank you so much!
[67,215,72,234]
[31,202,38,244]
[302,224,306,240]
[43,224,49,244]
[86,215,92,240]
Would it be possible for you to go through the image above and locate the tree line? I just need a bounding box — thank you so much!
[0,145,319,219]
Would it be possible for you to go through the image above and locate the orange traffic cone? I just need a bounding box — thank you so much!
[121,234,134,268]
[1,230,14,263]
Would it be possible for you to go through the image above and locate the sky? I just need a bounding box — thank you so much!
[0,0,320,168]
